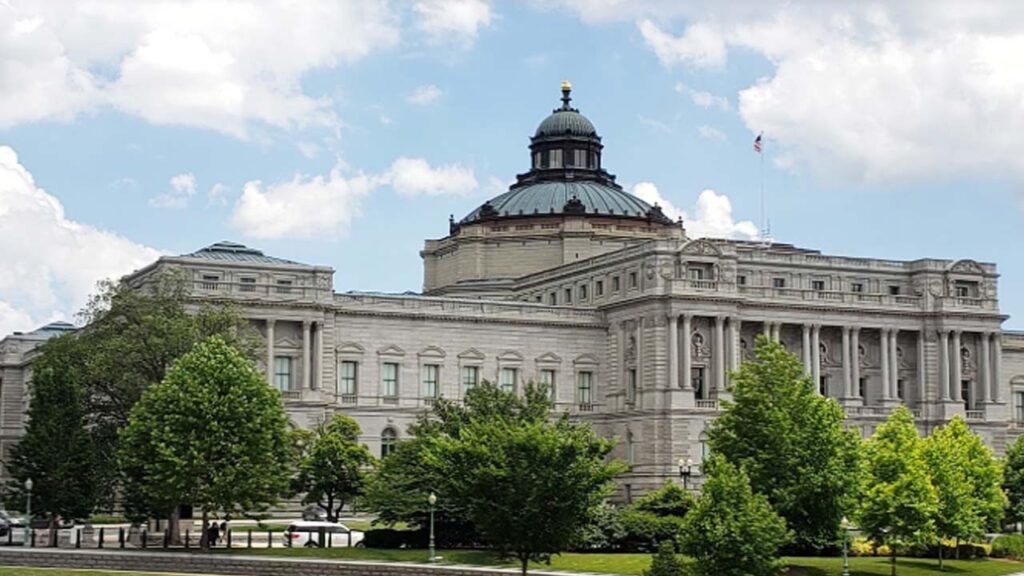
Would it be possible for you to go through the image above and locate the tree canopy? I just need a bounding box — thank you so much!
[292,415,375,522]
[1003,435,1024,527]
[118,336,292,550]
[680,455,791,576]
[708,336,862,551]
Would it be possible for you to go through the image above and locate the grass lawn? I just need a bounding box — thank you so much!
[235,548,1024,575]
[225,523,289,533]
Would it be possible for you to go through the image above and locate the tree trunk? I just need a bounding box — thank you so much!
[168,507,182,546]
[327,495,335,522]
[955,537,960,559]
[200,509,209,552]
[891,545,897,576]
[520,554,529,576]
[938,539,943,571]
[47,517,58,547]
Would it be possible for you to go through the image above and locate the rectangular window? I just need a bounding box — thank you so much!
[500,368,518,393]
[612,276,621,292]
[627,368,637,403]
[897,379,905,400]
[579,284,588,300]
[688,267,705,280]
[888,285,901,296]
[819,376,828,396]
[858,377,867,398]
[201,274,220,290]
[382,362,399,397]
[540,369,556,399]
[772,277,786,288]
[273,356,292,391]
[954,280,979,298]
[338,361,357,396]
[564,288,572,303]
[629,271,638,288]
[551,149,563,167]
[461,366,480,389]
[535,295,542,303]
[812,280,825,291]
[276,279,293,294]
[596,280,604,296]
[737,275,747,286]
[851,282,864,293]
[239,277,256,292]
[574,149,588,168]
[422,364,439,398]
[549,292,557,305]
[691,367,705,399]
[1016,391,1024,422]
[577,371,593,405]
[962,380,973,410]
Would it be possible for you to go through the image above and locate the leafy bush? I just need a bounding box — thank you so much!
[633,481,695,518]
[992,534,1024,559]
[619,509,686,552]
[643,540,686,576]
[362,528,422,549]
[572,502,625,551]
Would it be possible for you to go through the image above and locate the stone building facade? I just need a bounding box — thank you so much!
[2,84,1023,499]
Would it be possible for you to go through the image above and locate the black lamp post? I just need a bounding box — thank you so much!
[678,458,694,490]
[428,492,437,563]
[840,516,851,576]
[24,478,33,546]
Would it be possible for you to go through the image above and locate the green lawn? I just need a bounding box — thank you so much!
[235,548,1024,575]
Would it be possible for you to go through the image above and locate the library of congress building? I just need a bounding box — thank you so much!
[3,84,1024,499]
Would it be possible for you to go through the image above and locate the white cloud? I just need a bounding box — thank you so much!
[0,146,162,337]
[553,2,1024,190]
[632,182,758,240]
[231,167,382,240]
[207,182,230,205]
[413,0,492,46]
[0,1,401,137]
[675,83,730,111]
[150,172,197,208]
[407,84,443,105]
[297,141,320,159]
[386,157,478,197]
[638,19,727,69]
[697,124,727,142]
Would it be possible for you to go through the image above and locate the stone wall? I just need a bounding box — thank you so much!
[0,548,588,576]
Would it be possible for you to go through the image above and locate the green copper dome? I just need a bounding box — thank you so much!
[460,181,659,223]
[534,109,597,138]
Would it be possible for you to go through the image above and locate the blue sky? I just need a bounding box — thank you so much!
[1,0,1022,335]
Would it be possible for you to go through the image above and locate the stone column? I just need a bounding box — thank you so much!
[880,328,891,400]
[993,332,1003,403]
[811,325,821,393]
[302,320,312,391]
[682,315,693,391]
[714,316,726,394]
[802,324,812,375]
[890,329,900,399]
[265,319,276,383]
[668,314,679,389]
[763,322,771,340]
[917,331,927,403]
[771,323,781,342]
[841,326,852,398]
[313,320,324,390]
[637,317,645,393]
[939,330,951,401]
[981,332,992,403]
[730,317,742,373]
[851,328,861,398]
[952,330,962,401]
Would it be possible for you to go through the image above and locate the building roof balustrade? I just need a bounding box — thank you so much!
[333,292,605,324]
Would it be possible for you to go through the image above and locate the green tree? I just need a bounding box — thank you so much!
[642,540,686,576]
[1003,435,1024,529]
[293,415,375,522]
[924,416,1004,567]
[118,336,292,550]
[680,455,791,576]
[4,335,98,539]
[858,406,938,576]
[632,480,695,518]
[708,336,862,551]
[429,413,625,576]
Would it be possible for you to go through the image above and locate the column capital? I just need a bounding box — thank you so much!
[667,313,679,323]
[715,315,726,325]
[302,319,312,328]
[841,325,852,334]
[266,318,276,327]
[851,326,860,334]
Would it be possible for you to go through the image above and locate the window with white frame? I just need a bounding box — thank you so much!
[540,369,556,399]
[422,364,440,398]
[273,356,292,391]
[461,365,480,389]
[338,360,358,396]
[381,427,397,458]
[239,276,256,292]
[500,367,518,393]
[1015,391,1024,422]
[382,362,399,397]
[577,371,593,405]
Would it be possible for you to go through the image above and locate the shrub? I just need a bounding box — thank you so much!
[572,502,625,551]
[633,481,695,518]
[362,528,422,549]
[992,534,1024,559]
[643,540,686,576]
[619,509,686,552]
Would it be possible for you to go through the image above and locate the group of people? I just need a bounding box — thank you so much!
[205,520,228,546]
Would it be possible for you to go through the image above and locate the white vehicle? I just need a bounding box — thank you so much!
[284,521,362,548]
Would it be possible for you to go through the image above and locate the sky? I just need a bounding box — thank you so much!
[2,0,1023,337]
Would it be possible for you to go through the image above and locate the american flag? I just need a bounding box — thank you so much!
[753,133,763,154]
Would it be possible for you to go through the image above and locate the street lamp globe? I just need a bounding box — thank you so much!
[840,516,851,530]
[428,492,437,506]
[24,478,32,492]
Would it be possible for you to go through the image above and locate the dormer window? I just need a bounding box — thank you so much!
[276,279,293,294]
[201,274,220,290]
[954,280,979,298]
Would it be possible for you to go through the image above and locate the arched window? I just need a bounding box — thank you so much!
[381,427,398,458]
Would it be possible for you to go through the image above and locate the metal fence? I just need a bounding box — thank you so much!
[1,525,357,550]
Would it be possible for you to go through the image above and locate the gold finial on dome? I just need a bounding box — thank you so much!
[561,80,572,91]
[560,80,573,110]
